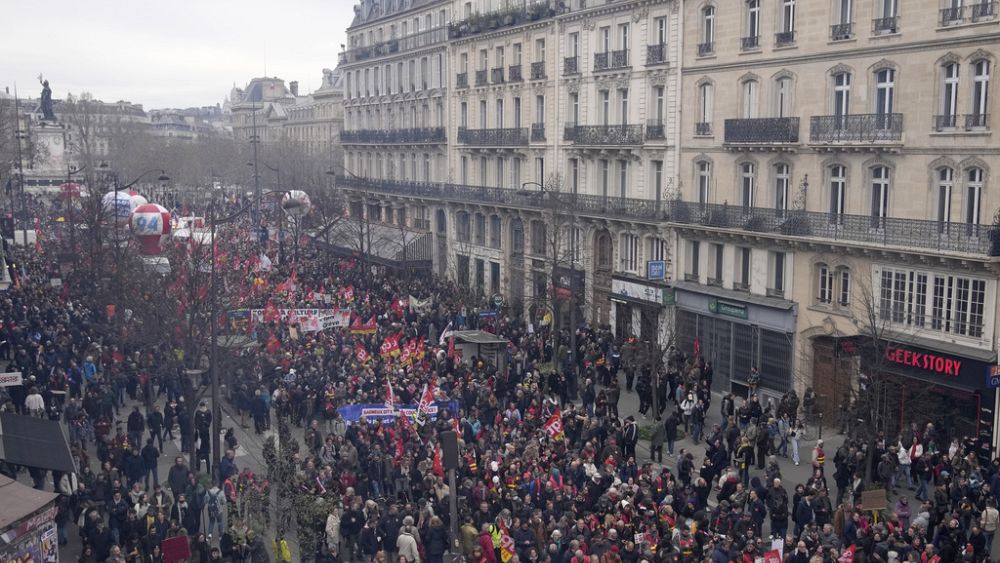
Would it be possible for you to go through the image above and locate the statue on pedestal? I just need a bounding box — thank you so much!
[38,75,55,121]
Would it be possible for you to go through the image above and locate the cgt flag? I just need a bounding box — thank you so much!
[543,410,565,441]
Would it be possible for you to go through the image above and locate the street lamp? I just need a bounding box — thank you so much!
[517,181,579,394]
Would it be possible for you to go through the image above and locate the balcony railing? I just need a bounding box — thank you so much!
[934,114,959,131]
[971,1,997,20]
[966,113,989,129]
[567,124,643,145]
[337,176,997,255]
[564,123,577,141]
[594,49,629,71]
[456,72,469,89]
[873,16,899,33]
[341,127,447,144]
[646,120,665,140]
[698,42,714,56]
[647,43,667,65]
[563,56,579,75]
[531,123,546,142]
[695,122,713,136]
[530,61,546,80]
[340,27,448,63]
[741,35,760,50]
[724,117,800,144]
[775,30,795,46]
[508,64,523,82]
[475,70,488,86]
[491,67,505,84]
[457,127,528,146]
[831,22,854,40]
[941,6,964,24]
[809,113,903,143]
[448,0,557,41]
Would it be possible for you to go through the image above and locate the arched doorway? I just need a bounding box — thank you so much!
[435,208,447,278]
[591,229,613,325]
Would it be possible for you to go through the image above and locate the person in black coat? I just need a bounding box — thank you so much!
[423,517,449,563]
[88,520,114,561]
[359,518,383,560]
[664,413,679,456]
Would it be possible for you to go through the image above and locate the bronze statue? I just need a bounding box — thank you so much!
[38,75,55,121]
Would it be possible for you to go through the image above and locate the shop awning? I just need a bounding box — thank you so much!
[452,330,509,345]
[0,475,57,530]
[0,413,77,474]
[672,281,796,311]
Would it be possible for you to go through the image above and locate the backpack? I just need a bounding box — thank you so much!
[207,491,221,519]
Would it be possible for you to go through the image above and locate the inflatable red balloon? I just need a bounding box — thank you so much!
[129,203,172,255]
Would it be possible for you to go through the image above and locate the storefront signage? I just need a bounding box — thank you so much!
[885,347,964,377]
[647,260,666,281]
[987,365,1000,389]
[708,299,748,320]
[612,278,667,307]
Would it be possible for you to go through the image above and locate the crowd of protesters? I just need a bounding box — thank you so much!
[1,210,999,563]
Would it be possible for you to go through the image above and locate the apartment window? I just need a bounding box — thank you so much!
[870,165,890,224]
[740,162,757,210]
[600,90,611,125]
[654,86,665,122]
[490,262,501,294]
[514,97,522,128]
[838,268,852,306]
[496,158,505,189]
[474,213,486,245]
[460,53,469,74]
[438,53,444,88]
[697,161,712,204]
[397,63,404,93]
[496,99,504,127]
[652,160,663,202]
[817,264,833,304]
[829,164,847,218]
[530,221,547,255]
[570,159,579,194]
[409,60,416,90]
[618,160,628,198]
[878,0,898,19]
[619,89,629,123]
[600,159,610,196]
[688,240,701,279]
[833,72,851,118]
[479,100,487,127]
[620,233,640,273]
[741,79,759,118]
[874,69,895,125]
[569,33,579,56]
[495,46,505,67]
[879,266,987,339]
[600,27,611,52]
[699,82,714,130]
[460,156,468,184]
[781,0,795,33]
[480,157,488,187]
[513,43,522,64]
[618,23,630,51]
[535,39,546,62]
[535,94,545,124]
[439,10,446,26]
[770,252,786,294]
[941,63,959,127]
[737,247,751,289]
[972,60,990,121]
[937,167,954,224]
[535,157,545,184]
[569,93,579,124]
[774,77,793,118]
[966,167,984,225]
[420,57,428,89]
[655,17,667,44]
[836,0,852,24]
[746,0,761,41]
[479,49,488,70]
[464,2,472,18]
[702,6,716,45]
[774,163,790,212]
[512,158,521,188]
[489,215,501,249]
[456,211,471,241]
[710,243,724,284]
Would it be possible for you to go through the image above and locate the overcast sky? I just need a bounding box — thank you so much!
[1,0,350,109]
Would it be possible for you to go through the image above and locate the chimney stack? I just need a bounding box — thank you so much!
[289,81,299,96]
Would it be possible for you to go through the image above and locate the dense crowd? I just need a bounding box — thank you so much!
[1,215,999,563]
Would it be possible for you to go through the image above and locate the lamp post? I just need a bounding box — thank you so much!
[517,181,578,390]
[248,161,283,264]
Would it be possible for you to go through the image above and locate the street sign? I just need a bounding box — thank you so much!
[479,310,497,318]
[0,371,22,387]
[647,260,666,280]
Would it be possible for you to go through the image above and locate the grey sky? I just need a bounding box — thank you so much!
[1,0,350,109]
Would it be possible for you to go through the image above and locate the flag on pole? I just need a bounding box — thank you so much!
[498,520,516,562]
[385,376,395,408]
[543,410,565,441]
[438,321,453,345]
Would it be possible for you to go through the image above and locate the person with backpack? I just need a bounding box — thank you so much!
[205,485,226,540]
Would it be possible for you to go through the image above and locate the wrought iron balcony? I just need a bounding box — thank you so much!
[972,1,997,20]
[741,35,760,50]
[530,61,546,80]
[456,72,469,89]
[830,23,853,40]
[873,16,898,33]
[966,113,989,129]
[594,49,629,71]
[531,123,545,142]
[775,30,795,47]
[941,6,964,24]
[647,43,667,65]
[508,64,523,82]
[336,177,997,255]
[646,120,665,140]
[475,70,488,86]
[697,42,714,56]
[695,122,713,136]
[341,127,447,144]
[457,127,528,146]
[563,123,577,141]
[809,113,903,143]
[724,117,800,145]
[567,124,643,145]
[563,56,579,75]
[491,67,505,84]
[934,114,959,131]
[340,27,448,64]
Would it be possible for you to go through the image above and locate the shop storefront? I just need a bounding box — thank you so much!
[609,275,674,344]
[673,282,797,400]
[863,338,999,464]
[0,475,59,563]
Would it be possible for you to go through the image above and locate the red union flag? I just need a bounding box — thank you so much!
[544,410,565,440]
[499,520,516,562]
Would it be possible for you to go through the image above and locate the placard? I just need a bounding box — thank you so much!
[0,371,23,387]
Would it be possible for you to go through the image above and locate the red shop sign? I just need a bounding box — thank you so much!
[884,347,962,377]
